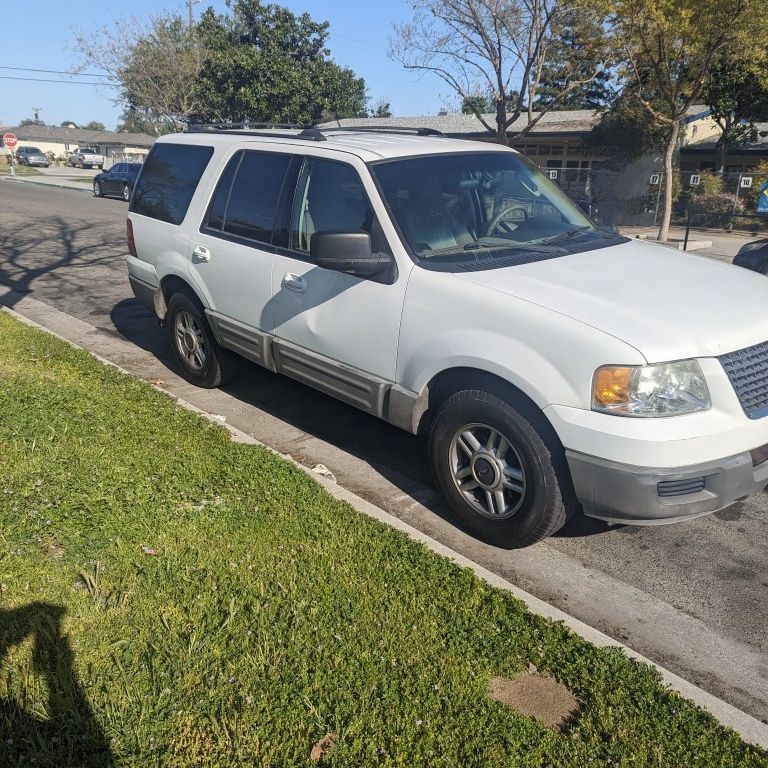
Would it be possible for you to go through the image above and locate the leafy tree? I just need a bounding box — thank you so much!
[82,121,106,131]
[370,99,392,118]
[461,94,493,115]
[609,0,768,241]
[704,55,768,172]
[19,118,42,126]
[389,0,613,144]
[75,14,206,132]
[194,0,367,124]
[60,120,78,128]
[116,107,169,135]
[587,68,670,161]
[534,7,614,109]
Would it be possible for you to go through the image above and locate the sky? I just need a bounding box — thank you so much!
[0,0,449,130]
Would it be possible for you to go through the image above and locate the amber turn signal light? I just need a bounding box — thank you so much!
[592,366,632,408]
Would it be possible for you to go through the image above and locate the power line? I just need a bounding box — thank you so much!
[0,65,110,78]
[0,75,117,86]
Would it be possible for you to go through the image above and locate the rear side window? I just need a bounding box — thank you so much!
[131,143,214,225]
[221,151,292,244]
[206,153,241,231]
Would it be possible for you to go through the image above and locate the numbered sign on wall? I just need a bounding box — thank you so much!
[741,177,753,188]
[690,174,701,186]
[649,173,661,185]
[548,170,558,180]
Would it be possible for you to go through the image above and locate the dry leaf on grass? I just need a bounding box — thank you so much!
[47,543,64,559]
[310,732,337,762]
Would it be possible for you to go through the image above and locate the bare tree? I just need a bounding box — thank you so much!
[389,0,610,144]
[74,14,206,133]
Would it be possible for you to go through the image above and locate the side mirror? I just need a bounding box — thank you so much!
[310,231,391,278]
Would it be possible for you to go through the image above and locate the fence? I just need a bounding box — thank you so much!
[547,167,768,233]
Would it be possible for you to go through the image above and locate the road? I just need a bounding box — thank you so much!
[2,180,767,721]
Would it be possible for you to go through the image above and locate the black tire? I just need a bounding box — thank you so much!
[166,291,237,388]
[122,184,130,202]
[93,181,102,198]
[429,389,575,547]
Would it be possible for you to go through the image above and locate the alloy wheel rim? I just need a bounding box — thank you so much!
[174,311,207,371]
[94,183,100,196]
[123,186,129,201]
[448,422,526,519]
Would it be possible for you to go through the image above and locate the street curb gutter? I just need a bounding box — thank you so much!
[3,303,768,750]
[0,175,93,195]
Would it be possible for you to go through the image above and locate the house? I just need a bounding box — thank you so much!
[680,122,768,173]
[0,124,156,162]
[319,105,720,181]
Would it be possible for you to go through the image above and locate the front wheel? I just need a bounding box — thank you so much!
[166,291,236,388]
[429,389,574,547]
[122,184,130,202]
[93,181,102,197]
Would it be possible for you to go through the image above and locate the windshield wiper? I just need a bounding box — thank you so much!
[541,226,623,245]
[463,241,564,253]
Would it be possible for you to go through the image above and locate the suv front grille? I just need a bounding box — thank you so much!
[719,340,768,419]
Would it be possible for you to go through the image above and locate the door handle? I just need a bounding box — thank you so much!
[282,273,307,293]
[192,245,211,263]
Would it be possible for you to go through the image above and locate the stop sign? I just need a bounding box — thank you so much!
[3,133,17,149]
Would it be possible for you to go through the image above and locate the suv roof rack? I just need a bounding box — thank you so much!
[319,125,443,137]
[184,123,444,142]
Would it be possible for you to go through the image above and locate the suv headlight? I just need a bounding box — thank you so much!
[592,360,710,417]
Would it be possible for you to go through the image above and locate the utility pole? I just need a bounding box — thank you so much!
[187,0,198,28]
[32,106,42,124]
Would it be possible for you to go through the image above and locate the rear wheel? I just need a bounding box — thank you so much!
[429,389,574,547]
[166,291,236,388]
[93,181,102,197]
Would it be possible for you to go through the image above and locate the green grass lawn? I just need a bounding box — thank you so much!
[0,310,765,768]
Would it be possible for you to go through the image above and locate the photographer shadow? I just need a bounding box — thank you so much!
[0,603,113,767]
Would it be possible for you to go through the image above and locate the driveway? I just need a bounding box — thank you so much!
[2,180,767,721]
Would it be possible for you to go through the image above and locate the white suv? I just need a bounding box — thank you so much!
[125,126,768,546]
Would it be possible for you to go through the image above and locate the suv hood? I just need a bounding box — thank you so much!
[455,239,768,362]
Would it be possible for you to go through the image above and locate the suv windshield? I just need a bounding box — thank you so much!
[371,152,614,267]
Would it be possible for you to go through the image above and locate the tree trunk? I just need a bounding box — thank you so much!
[495,100,507,145]
[658,119,680,243]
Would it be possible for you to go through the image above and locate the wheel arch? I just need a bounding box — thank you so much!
[158,274,207,320]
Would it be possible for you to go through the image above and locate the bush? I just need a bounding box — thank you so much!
[689,170,724,197]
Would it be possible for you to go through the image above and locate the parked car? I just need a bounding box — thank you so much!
[733,240,768,275]
[16,146,50,167]
[93,163,142,202]
[125,128,768,546]
[68,147,104,169]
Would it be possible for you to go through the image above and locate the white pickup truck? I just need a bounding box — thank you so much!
[124,127,768,546]
[68,146,104,169]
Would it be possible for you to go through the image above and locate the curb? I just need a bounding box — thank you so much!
[2,302,768,750]
[0,175,93,194]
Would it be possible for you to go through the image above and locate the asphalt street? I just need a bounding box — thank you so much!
[1,179,767,721]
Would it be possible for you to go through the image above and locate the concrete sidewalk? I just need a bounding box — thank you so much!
[0,173,93,193]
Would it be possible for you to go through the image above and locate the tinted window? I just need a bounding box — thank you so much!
[292,159,387,256]
[205,152,241,232]
[130,143,213,225]
[111,164,125,173]
[223,151,291,244]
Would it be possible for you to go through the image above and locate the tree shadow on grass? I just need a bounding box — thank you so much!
[0,603,113,768]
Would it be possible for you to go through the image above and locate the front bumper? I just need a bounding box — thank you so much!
[567,449,768,524]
